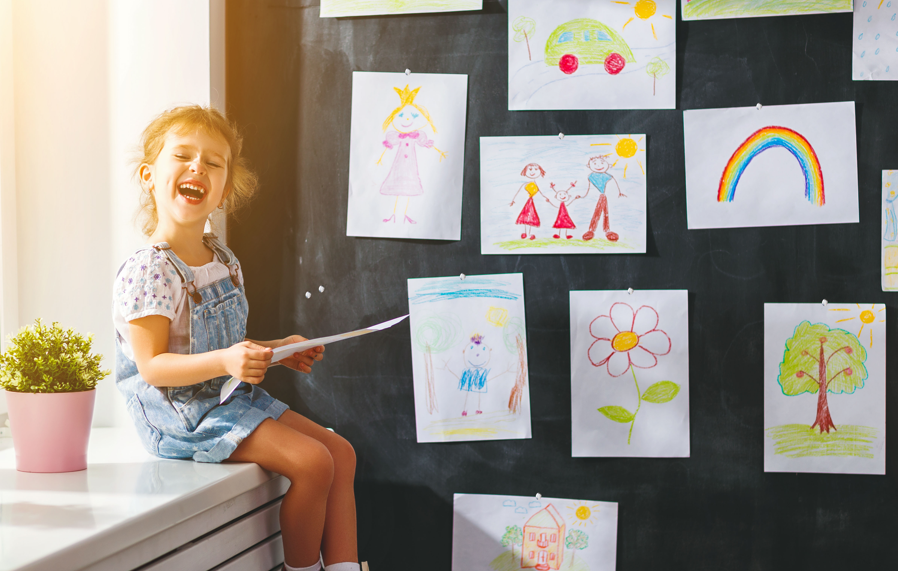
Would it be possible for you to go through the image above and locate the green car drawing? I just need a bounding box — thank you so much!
[545,18,635,75]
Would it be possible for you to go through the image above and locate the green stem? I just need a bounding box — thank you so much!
[628,367,642,445]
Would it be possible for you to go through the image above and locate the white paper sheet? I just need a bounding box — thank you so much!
[854,1,898,80]
[346,72,468,240]
[219,315,409,404]
[480,135,647,254]
[883,170,898,290]
[570,290,689,457]
[452,493,618,571]
[508,0,675,110]
[407,274,531,442]
[320,0,481,18]
[764,303,885,475]
[683,101,859,229]
[682,0,851,20]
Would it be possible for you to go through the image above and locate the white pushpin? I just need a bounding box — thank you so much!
[756,103,762,110]
[305,291,311,299]
[627,287,634,295]
[319,286,325,293]
[558,133,565,139]
[405,69,411,76]
[460,273,466,280]
[822,299,828,306]
[535,493,542,500]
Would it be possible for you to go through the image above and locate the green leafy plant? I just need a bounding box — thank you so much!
[0,319,110,393]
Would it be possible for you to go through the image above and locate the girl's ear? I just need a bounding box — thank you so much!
[138,163,153,190]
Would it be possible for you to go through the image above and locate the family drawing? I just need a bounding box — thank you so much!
[509,155,625,242]
[376,84,447,224]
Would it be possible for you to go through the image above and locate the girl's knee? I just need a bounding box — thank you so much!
[287,440,334,491]
[329,434,356,476]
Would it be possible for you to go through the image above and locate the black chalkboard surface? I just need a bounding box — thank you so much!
[225,1,896,568]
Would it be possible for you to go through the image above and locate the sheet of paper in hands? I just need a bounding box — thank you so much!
[219,314,408,404]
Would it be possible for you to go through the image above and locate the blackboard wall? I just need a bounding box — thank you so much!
[225,1,896,568]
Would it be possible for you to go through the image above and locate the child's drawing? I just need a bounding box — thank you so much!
[571,290,689,457]
[854,1,898,80]
[408,274,531,443]
[509,0,675,110]
[684,102,859,229]
[764,303,885,475]
[320,0,482,17]
[682,0,851,20]
[347,71,467,240]
[882,170,898,290]
[452,494,618,571]
[481,135,646,255]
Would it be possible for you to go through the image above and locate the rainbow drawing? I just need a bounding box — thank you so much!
[717,126,825,206]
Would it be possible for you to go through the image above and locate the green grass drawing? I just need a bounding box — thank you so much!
[683,0,851,19]
[489,549,592,571]
[766,424,878,459]
[321,0,480,17]
[493,237,638,252]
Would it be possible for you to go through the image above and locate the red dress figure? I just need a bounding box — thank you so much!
[510,163,547,240]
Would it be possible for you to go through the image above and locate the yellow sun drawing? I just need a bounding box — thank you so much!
[565,501,600,527]
[829,304,885,348]
[590,135,645,179]
[486,306,509,327]
[612,0,673,41]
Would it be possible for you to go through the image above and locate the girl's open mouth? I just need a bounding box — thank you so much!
[178,182,206,204]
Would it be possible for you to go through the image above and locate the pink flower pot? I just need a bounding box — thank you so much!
[5,389,96,473]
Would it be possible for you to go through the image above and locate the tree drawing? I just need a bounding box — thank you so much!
[645,57,670,96]
[500,525,524,562]
[778,321,868,434]
[513,16,536,61]
[502,316,528,414]
[565,529,588,567]
[412,313,462,414]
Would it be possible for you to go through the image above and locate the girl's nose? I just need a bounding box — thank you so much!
[189,158,206,174]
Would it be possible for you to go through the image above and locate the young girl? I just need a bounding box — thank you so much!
[113,105,359,571]
[510,162,547,240]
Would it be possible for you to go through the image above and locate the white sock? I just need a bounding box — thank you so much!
[283,562,321,571]
[325,564,361,571]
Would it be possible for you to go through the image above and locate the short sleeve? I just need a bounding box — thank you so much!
[114,249,180,322]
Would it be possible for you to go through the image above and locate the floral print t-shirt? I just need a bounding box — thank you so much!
[113,247,244,361]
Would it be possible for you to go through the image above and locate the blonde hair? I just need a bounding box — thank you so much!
[382,85,437,133]
[133,105,259,236]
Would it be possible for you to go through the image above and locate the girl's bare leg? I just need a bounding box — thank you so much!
[276,410,357,566]
[226,417,338,567]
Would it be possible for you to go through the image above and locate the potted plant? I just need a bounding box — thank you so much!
[0,319,110,472]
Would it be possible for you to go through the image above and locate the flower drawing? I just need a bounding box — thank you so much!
[588,302,671,377]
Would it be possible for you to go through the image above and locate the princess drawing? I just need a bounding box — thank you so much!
[376,84,447,225]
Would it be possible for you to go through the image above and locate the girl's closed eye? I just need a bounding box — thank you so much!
[411,112,419,119]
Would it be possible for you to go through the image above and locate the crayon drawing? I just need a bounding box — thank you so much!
[320,0,481,17]
[452,494,618,571]
[480,135,647,255]
[764,303,885,475]
[882,170,898,290]
[347,71,468,240]
[854,0,898,80]
[508,0,675,110]
[570,290,689,457]
[684,102,859,229]
[682,0,851,20]
[408,274,531,443]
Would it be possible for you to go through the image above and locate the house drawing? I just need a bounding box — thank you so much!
[521,504,565,570]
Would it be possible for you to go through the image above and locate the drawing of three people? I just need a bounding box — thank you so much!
[509,155,626,242]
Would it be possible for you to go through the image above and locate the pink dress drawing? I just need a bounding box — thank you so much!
[552,202,576,229]
[379,130,434,196]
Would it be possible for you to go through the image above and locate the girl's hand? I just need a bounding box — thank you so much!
[222,341,272,385]
[509,201,515,207]
[277,335,325,374]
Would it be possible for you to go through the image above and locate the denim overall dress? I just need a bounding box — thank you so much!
[115,234,288,463]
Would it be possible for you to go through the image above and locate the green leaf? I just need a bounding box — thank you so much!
[642,381,680,404]
[597,406,635,423]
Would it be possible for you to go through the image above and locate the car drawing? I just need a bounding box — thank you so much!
[544,18,636,75]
